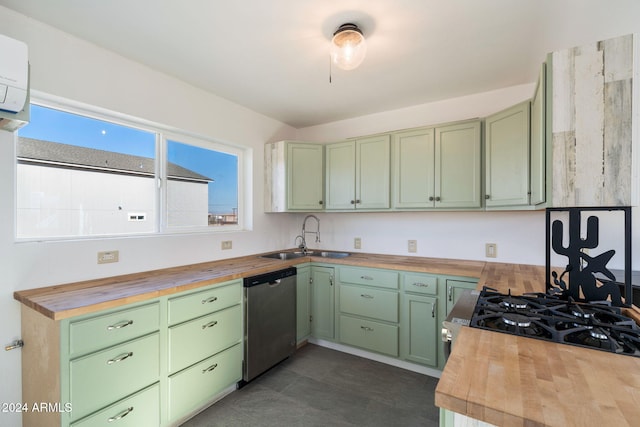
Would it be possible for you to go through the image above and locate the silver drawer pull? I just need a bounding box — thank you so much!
[201,296,218,304]
[360,294,374,299]
[202,363,218,374]
[108,406,134,422]
[107,352,133,365]
[360,326,374,332]
[412,282,429,287]
[360,275,373,280]
[106,320,133,330]
[202,320,218,329]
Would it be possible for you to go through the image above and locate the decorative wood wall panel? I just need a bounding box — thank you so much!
[551,34,633,207]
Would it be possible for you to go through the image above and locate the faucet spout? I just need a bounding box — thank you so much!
[301,215,321,249]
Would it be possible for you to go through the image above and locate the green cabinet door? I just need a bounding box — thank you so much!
[311,266,335,340]
[356,134,390,209]
[401,293,438,367]
[325,141,356,209]
[393,127,435,208]
[287,142,324,210]
[326,136,390,210]
[435,121,482,208]
[485,101,531,207]
[296,265,312,342]
[530,63,547,206]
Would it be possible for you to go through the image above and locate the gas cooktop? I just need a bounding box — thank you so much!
[470,286,640,357]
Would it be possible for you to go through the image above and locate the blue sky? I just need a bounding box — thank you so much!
[20,105,238,215]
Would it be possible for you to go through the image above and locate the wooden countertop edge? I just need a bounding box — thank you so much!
[14,251,490,321]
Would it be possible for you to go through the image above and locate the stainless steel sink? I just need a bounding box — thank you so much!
[260,250,350,260]
[315,251,350,259]
[261,251,310,260]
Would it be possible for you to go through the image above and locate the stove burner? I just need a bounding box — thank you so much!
[589,329,609,340]
[502,313,532,327]
[500,297,529,310]
[470,286,640,357]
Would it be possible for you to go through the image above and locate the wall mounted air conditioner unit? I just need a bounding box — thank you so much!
[0,33,29,131]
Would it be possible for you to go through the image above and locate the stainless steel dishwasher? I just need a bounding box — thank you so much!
[241,266,297,385]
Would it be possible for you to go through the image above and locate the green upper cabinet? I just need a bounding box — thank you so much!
[392,122,481,209]
[264,141,324,212]
[392,127,435,208]
[435,120,482,209]
[326,135,391,210]
[530,62,547,207]
[484,101,531,207]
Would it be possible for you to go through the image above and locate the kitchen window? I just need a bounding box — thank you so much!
[16,99,243,240]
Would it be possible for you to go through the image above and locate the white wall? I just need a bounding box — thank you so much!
[0,7,297,425]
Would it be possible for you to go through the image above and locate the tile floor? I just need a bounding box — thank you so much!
[181,344,440,427]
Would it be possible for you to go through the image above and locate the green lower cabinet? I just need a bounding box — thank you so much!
[401,294,438,367]
[339,314,399,357]
[311,266,335,340]
[168,343,242,424]
[296,265,312,342]
[69,332,160,421]
[168,304,242,374]
[71,383,160,427]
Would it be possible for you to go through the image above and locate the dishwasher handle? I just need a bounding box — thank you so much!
[268,279,282,287]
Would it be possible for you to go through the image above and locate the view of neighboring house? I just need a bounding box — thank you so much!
[16,137,213,237]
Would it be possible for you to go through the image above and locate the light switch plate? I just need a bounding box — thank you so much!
[221,240,232,250]
[485,243,497,258]
[408,240,417,253]
[354,237,362,249]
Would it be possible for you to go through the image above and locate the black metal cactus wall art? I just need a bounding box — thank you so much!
[551,209,622,305]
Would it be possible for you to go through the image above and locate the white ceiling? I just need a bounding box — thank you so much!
[2,0,640,128]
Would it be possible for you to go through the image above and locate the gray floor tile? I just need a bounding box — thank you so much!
[181,344,440,427]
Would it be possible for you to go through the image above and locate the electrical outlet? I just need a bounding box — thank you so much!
[97,250,119,264]
[354,237,362,249]
[485,243,497,258]
[408,240,417,253]
[221,240,233,250]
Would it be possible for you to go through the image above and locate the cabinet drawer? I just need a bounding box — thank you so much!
[339,315,398,357]
[339,284,398,322]
[339,267,398,289]
[168,304,242,374]
[168,281,242,326]
[69,303,159,357]
[168,343,242,423]
[402,273,437,295]
[71,383,159,427]
[70,333,160,421]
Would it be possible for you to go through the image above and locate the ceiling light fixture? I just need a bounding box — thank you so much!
[330,23,367,71]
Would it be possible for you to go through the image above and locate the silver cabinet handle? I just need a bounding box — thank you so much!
[431,303,436,318]
[428,196,434,201]
[485,194,490,200]
[412,282,428,287]
[360,326,374,332]
[360,275,373,280]
[202,363,218,374]
[435,196,441,201]
[107,352,133,365]
[360,294,374,299]
[5,340,23,351]
[108,406,134,422]
[448,287,453,301]
[201,296,218,304]
[107,320,133,330]
[202,320,218,330]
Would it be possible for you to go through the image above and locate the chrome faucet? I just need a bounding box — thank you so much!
[298,214,320,254]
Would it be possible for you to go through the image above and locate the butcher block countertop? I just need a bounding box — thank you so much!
[436,262,640,427]
[14,250,486,320]
[15,251,640,425]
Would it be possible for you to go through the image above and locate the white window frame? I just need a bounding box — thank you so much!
[15,91,247,241]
